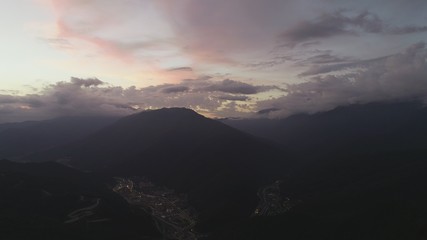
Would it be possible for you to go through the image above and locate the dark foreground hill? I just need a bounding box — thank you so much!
[27,108,290,231]
[218,101,427,239]
[0,159,160,240]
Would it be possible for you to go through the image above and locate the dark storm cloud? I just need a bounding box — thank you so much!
[161,86,189,94]
[257,108,280,115]
[70,77,104,87]
[181,75,213,82]
[216,95,250,101]
[258,42,427,117]
[302,53,351,64]
[23,96,45,108]
[0,95,19,104]
[281,10,427,46]
[244,56,293,69]
[389,25,427,35]
[167,67,193,72]
[0,77,279,122]
[298,55,389,76]
[139,79,274,95]
[0,94,45,108]
[201,79,276,94]
[131,78,276,96]
[0,78,133,123]
[280,11,380,46]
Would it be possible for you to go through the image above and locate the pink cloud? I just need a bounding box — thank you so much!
[153,0,299,65]
[47,0,174,64]
[55,18,135,63]
[43,1,303,68]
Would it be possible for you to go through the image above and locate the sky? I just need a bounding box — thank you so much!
[1,0,427,122]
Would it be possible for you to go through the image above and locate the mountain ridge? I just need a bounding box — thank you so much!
[25,107,290,231]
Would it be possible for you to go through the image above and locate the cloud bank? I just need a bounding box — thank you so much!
[0,77,277,123]
[280,10,427,47]
[259,42,427,117]
[1,42,426,122]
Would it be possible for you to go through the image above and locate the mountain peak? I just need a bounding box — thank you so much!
[127,107,203,121]
[141,107,200,116]
[114,107,209,129]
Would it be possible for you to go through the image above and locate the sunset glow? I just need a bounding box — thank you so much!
[1,0,427,122]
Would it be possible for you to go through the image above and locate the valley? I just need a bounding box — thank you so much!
[114,178,202,240]
[1,103,427,239]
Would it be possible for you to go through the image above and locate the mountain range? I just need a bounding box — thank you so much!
[1,101,427,239]
[25,108,290,231]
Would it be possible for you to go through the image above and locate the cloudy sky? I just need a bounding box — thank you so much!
[1,0,427,122]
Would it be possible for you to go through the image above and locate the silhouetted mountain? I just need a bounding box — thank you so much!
[219,101,427,239]
[0,116,118,160]
[10,103,427,239]
[224,101,427,156]
[0,159,160,240]
[28,108,290,231]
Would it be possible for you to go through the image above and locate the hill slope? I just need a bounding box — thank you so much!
[28,108,290,231]
[219,101,427,239]
[0,160,160,240]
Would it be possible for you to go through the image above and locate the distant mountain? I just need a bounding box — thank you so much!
[27,108,290,231]
[223,101,427,156]
[0,116,118,160]
[0,159,160,240]
[219,101,427,239]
